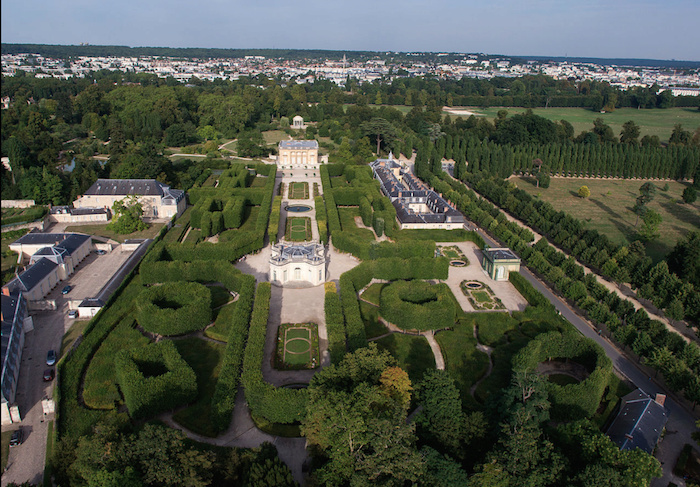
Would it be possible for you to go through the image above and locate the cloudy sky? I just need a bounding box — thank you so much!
[2,0,699,60]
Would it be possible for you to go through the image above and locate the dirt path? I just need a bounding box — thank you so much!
[470,326,493,398]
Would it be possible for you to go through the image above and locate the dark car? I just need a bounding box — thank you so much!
[68,310,78,319]
[43,368,55,381]
[61,285,72,295]
[9,428,23,447]
[46,349,57,366]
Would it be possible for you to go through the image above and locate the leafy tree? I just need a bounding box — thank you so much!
[107,195,147,234]
[637,208,662,241]
[578,186,591,198]
[301,344,424,486]
[236,130,268,158]
[669,123,691,145]
[682,186,697,204]
[361,118,398,156]
[592,118,617,144]
[620,121,640,145]
[415,370,465,451]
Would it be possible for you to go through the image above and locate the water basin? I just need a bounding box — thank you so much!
[286,205,312,213]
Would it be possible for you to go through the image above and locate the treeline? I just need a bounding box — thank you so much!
[424,169,700,406]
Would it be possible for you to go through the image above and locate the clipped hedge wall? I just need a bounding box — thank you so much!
[136,282,211,336]
[115,340,197,420]
[314,195,328,244]
[209,273,256,432]
[269,196,282,244]
[509,272,554,310]
[324,282,346,363]
[379,280,456,331]
[512,331,612,421]
[241,283,308,423]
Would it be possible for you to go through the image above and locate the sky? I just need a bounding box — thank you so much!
[2,0,699,61]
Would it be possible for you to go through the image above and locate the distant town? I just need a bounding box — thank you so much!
[2,49,699,95]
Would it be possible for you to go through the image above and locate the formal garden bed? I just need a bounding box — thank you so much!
[284,216,312,241]
[288,181,309,199]
[460,280,505,310]
[275,323,320,370]
[438,245,469,266]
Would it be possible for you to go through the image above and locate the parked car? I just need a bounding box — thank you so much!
[46,349,57,366]
[9,428,23,447]
[61,285,72,295]
[95,249,106,255]
[68,310,79,319]
[43,368,55,381]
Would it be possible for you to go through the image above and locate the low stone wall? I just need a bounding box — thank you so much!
[1,199,35,208]
[1,215,49,233]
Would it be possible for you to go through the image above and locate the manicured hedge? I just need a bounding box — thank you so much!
[136,282,211,336]
[269,196,282,244]
[512,331,612,420]
[314,195,328,244]
[324,282,346,363]
[115,340,197,420]
[509,272,554,310]
[379,280,456,331]
[241,283,308,423]
[209,273,256,432]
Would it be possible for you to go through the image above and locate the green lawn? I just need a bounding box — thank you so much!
[64,222,165,243]
[82,318,151,409]
[375,333,435,383]
[204,301,238,342]
[276,323,319,369]
[361,283,387,306]
[434,319,489,411]
[285,216,311,241]
[288,181,309,200]
[360,301,388,339]
[444,106,700,144]
[59,319,90,359]
[511,176,700,261]
[249,177,268,188]
[262,130,289,145]
[338,207,375,240]
[172,337,226,437]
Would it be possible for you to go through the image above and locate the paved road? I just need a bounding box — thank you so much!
[476,229,696,487]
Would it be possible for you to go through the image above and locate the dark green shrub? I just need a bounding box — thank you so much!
[115,340,197,419]
[136,282,211,336]
[379,281,456,331]
[324,283,346,363]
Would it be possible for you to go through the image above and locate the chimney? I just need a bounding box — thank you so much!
[2,287,9,296]
[655,394,666,406]
[624,434,634,441]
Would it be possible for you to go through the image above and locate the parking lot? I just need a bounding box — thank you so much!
[2,244,133,486]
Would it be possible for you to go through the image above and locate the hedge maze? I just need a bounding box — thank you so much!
[136,282,211,336]
[379,280,456,331]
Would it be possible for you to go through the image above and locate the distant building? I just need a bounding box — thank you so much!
[269,242,326,287]
[277,140,320,169]
[606,389,669,454]
[73,179,186,219]
[481,247,521,281]
[292,115,305,129]
[1,289,31,425]
[370,154,465,230]
[49,205,110,223]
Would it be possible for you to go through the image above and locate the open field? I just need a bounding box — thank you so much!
[262,130,289,145]
[510,176,700,261]
[446,106,700,143]
[64,222,165,243]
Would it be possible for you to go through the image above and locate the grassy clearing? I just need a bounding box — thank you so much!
[172,338,226,437]
[249,177,268,188]
[375,333,435,383]
[82,318,150,409]
[510,176,700,261]
[434,319,489,411]
[338,207,375,240]
[444,106,700,143]
[361,283,387,306]
[262,130,289,145]
[204,301,238,342]
[275,323,319,369]
[360,301,388,339]
[64,222,165,243]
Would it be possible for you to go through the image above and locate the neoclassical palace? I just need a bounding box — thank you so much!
[269,242,326,286]
[277,140,320,169]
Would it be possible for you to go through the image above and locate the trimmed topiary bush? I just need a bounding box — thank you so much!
[379,280,456,331]
[115,340,197,419]
[136,282,211,336]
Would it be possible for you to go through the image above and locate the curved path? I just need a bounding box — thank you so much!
[469,326,493,398]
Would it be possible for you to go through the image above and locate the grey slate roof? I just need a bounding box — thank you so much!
[485,248,519,261]
[279,140,319,149]
[5,258,58,293]
[606,388,669,454]
[78,298,105,308]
